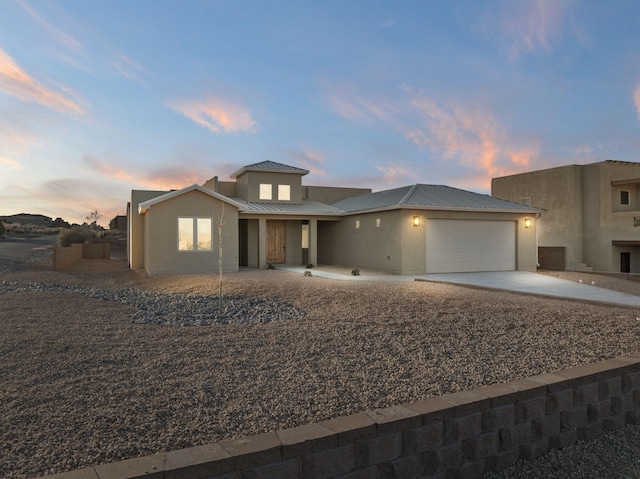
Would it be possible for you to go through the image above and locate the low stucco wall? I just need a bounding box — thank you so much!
[53,242,111,270]
[46,355,640,479]
[53,243,83,270]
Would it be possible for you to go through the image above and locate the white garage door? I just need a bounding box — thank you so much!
[426,220,516,273]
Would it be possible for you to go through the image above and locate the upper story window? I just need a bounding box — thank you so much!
[621,191,630,205]
[278,184,291,201]
[521,197,532,206]
[178,217,212,251]
[259,184,272,200]
[376,218,381,227]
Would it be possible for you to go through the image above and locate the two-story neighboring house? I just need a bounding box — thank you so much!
[128,160,540,275]
[492,160,640,273]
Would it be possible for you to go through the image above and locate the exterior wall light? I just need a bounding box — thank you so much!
[524,218,532,228]
[412,215,421,227]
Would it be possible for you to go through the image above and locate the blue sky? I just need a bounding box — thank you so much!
[2,1,640,226]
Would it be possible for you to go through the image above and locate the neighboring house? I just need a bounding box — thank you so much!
[492,160,640,273]
[128,161,540,275]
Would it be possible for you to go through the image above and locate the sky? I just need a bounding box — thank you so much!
[2,1,640,226]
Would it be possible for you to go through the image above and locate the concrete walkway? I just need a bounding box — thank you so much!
[276,266,640,308]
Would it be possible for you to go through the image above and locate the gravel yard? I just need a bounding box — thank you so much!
[2,258,640,478]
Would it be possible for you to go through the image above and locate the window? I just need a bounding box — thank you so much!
[621,191,630,205]
[259,184,272,200]
[178,217,212,251]
[278,184,291,201]
[521,197,532,206]
[355,220,360,229]
[376,218,381,228]
[301,224,309,248]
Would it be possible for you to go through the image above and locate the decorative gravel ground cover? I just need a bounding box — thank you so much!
[2,258,640,478]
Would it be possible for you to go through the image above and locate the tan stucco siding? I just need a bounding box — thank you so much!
[285,220,303,265]
[142,190,239,275]
[584,162,640,271]
[129,190,170,270]
[494,161,640,272]
[319,209,538,274]
[303,186,371,204]
[318,210,409,274]
[493,166,581,270]
[238,171,303,204]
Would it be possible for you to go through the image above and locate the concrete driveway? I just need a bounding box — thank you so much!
[277,266,640,308]
[418,271,640,308]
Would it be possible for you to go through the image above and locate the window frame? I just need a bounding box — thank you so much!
[278,184,291,201]
[178,216,213,252]
[621,190,630,206]
[259,183,272,200]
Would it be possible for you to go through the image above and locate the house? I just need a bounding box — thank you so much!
[492,160,640,273]
[127,161,540,275]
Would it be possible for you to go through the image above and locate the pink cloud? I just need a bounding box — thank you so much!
[633,83,640,121]
[405,94,539,187]
[288,145,327,176]
[499,0,576,60]
[324,82,396,123]
[0,48,85,115]
[17,0,84,56]
[112,53,146,84]
[0,155,22,170]
[375,164,414,185]
[169,96,256,133]
[83,155,211,191]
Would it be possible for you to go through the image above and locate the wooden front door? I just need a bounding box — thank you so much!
[267,220,286,263]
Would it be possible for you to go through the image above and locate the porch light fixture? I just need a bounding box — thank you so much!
[524,218,532,228]
[412,215,421,227]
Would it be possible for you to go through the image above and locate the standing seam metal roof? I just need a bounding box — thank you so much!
[230,161,310,178]
[332,184,541,212]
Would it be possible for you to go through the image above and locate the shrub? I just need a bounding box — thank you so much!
[306,263,315,269]
[351,269,360,276]
[267,264,275,270]
[0,221,4,237]
[304,270,313,277]
[57,226,96,247]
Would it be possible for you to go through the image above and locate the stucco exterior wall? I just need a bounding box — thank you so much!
[285,220,303,265]
[129,190,170,270]
[237,171,304,204]
[319,210,538,274]
[493,161,640,273]
[318,210,417,274]
[303,186,371,204]
[142,190,239,275]
[584,162,640,272]
[492,165,582,270]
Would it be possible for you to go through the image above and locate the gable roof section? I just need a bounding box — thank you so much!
[333,184,541,214]
[230,161,309,178]
[137,184,245,214]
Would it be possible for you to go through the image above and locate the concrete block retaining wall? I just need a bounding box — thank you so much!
[47,355,640,479]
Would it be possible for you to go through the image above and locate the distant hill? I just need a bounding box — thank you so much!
[0,214,54,226]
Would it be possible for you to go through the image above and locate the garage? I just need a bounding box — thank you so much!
[426,219,516,273]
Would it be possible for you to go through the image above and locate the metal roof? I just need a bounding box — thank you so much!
[333,184,541,213]
[231,198,342,216]
[230,161,310,178]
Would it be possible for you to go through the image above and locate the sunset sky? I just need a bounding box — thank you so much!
[2,1,640,226]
